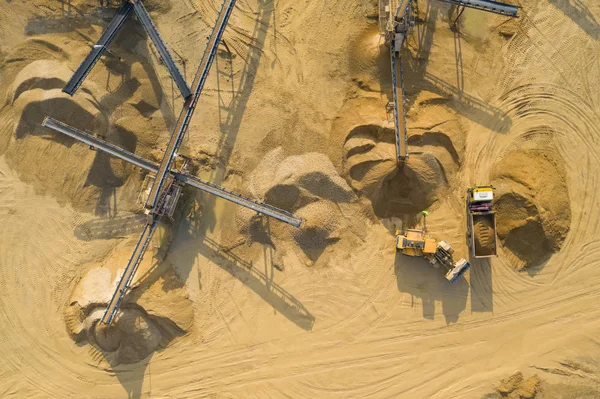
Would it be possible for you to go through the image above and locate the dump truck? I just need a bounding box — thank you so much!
[395,228,471,283]
[466,185,497,258]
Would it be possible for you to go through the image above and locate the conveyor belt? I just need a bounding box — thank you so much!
[390,39,409,161]
[42,117,302,227]
[145,0,237,211]
[436,0,518,17]
[63,2,133,96]
[101,218,159,324]
[42,117,157,171]
[132,0,191,99]
[174,174,301,228]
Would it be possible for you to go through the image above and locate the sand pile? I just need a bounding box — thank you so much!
[0,25,169,214]
[90,308,164,364]
[65,241,192,366]
[348,26,392,94]
[492,136,571,269]
[473,215,496,256]
[490,371,541,399]
[338,92,465,227]
[240,147,366,266]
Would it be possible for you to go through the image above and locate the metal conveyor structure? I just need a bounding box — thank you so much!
[386,0,412,162]
[42,117,301,227]
[44,0,303,326]
[43,0,301,325]
[43,115,300,324]
[131,0,191,99]
[62,2,133,96]
[437,0,519,17]
[380,0,518,163]
[145,0,237,211]
[63,0,190,99]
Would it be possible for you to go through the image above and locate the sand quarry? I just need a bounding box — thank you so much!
[0,0,599,397]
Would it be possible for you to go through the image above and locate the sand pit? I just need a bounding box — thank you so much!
[1,0,600,397]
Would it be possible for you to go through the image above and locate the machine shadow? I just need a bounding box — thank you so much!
[200,0,274,234]
[469,257,493,313]
[398,0,512,133]
[548,0,599,39]
[394,253,468,324]
[174,201,315,331]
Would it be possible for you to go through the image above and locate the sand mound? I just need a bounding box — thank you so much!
[142,0,173,13]
[93,321,122,352]
[289,201,341,263]
[492,138,571,270]
[66,244,192,366]
[0,31,170,214]
[242,148,364,265]
[492,371,541,399]
[249,148,355,206]
[91,307,163,364]
[340,92,465,228]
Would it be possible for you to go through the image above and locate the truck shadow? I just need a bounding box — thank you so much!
[469,257,493,313]
[547,0,599,39]
[394,253,468,324]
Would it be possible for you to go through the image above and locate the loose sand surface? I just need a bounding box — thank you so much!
[0,0,599,397]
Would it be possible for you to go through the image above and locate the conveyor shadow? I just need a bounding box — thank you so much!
[25,2,111,35]
[74,212,146,240]
[172,203,315,331]
[198,235,315,331]
[200,0,274,234]
[397,0,512,133]
[547,0,599,39]
[394,252,468,324]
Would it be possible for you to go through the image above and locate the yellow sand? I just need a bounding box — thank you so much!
[0,0,599,397]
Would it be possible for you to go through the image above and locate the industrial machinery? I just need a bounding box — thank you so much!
[466,185,497,258]
[379,0,519,163]
[42,0,302,326]
[63,0,190,99]
[395,228,471,283]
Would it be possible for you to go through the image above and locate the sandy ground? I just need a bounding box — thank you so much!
[0,0,599,397]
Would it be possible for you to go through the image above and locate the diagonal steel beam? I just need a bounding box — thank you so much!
[145,0,238,211]
[436,0,519,17]
[101,219,159,324]
[63,2,134,96]
[131,0,191,99]
[42,117,302,227]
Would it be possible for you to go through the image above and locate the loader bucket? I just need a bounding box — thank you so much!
[445,259,471,283]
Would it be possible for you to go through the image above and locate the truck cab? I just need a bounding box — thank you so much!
[467,186,498,258]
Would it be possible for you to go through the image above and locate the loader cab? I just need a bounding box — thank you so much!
[395,229,436,257]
